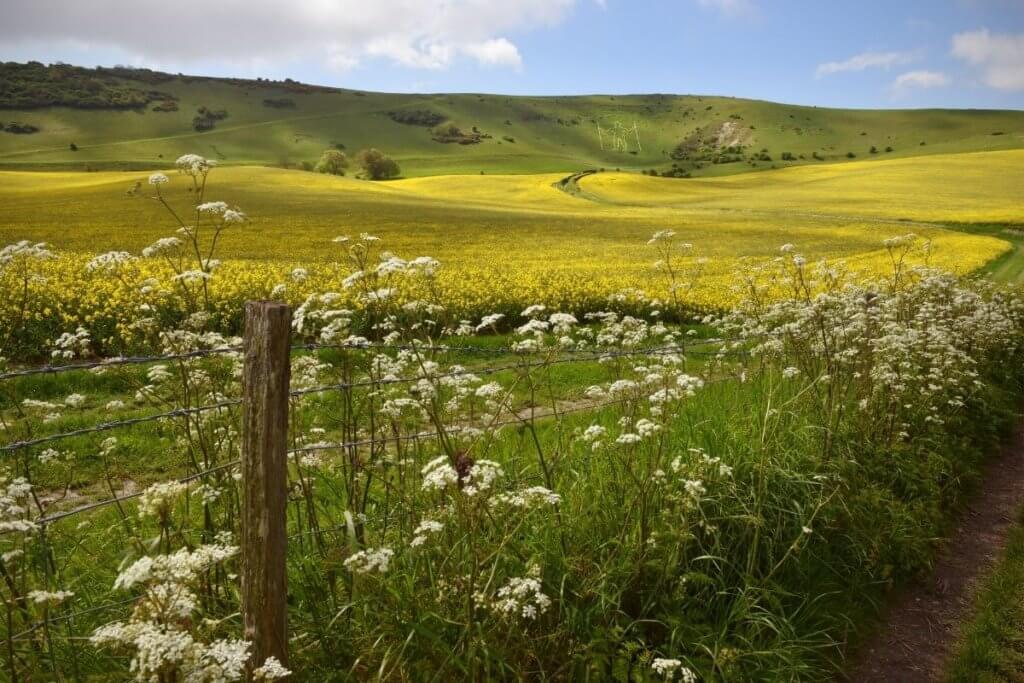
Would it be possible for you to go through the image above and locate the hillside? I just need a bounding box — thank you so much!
[1,61,1023,177]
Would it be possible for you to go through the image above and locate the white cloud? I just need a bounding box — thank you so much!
[952,29,1024,91]
[815,51,918,78]
[696,0,755,18]
[890,70,950,91]
[462,39,523,69]
[0,0,576,72]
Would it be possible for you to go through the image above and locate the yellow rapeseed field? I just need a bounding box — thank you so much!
[0,149,1018,353]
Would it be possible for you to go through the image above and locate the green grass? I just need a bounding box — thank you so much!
[941,223,1024,284]
[948,510,1024,681]
[0,65,1022,177]
[13,341,1022,680]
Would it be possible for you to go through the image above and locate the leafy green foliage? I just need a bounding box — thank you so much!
[388,109,446,126]
[313,148,348,175]
[0,61,176,109]
[355,147,400,179]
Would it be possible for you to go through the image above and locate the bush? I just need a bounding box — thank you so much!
[846,152,856,159]
[263,98,296,109]
[192,106,228,132]
[431,123,489,145]
[69,142,78,151]
[0,61,176,109]
[1,122,39,134]
[355,148,401,180]
[314,149,349,176]
[388,109,446,127]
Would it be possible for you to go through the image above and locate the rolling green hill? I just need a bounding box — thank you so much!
[1,62,1023,177]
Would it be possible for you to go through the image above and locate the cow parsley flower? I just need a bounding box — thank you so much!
[137,481,188,519]
[197,201,229,214]
[222,209,246,223]
[27,589,74,606]
[410,520,444,547]
[651,658,696,681]
[635,418,660,439]
[421,457,459,492]
[463,460,503,497]
[87,251,136,273]
[175,153,214,176]
[492,486,561,509]
[344,547,394,575]
[253,656,292,680]
[64,393,86,408]
[142,237,182,258]
[490,572,551,621]
[476,313,504,331]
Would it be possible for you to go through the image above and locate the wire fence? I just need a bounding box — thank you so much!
[1,326,753,660]
[0,334,754,381]
[2,339,752,456]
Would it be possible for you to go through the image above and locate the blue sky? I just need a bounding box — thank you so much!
[2,0,1023,109]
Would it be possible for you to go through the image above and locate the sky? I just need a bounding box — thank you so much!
[1,0,1023,109]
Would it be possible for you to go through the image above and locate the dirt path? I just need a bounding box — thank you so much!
[844,419,1024,682]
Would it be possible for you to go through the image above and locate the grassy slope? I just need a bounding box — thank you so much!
[0,70,1022,176]
[948,510,1024,681]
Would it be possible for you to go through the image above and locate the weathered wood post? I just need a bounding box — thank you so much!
[241,301,291,674]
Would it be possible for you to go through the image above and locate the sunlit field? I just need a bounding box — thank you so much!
[3,136,1024,681]
[0,150,1018,359]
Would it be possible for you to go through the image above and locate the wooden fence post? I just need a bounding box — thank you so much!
[241,301,291,674]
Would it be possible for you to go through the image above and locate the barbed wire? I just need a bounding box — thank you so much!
[4,342,747,454]
[0,346,243,381]
[11,370,741,530]
[0,333,757,382]
[1,399,242,455]
[288,374,735,456]
[28,459,243,528]
[8,595,142,643]
[287,345,691,399]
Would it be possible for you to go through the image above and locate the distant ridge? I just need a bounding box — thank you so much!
[1,60,1022,177]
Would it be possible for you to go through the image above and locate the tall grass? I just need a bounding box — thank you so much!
[2,156,1023,681]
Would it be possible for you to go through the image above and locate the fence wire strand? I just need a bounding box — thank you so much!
[2,399,242,454]
[4,341,749,453]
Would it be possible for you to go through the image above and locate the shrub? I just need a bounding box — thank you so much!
[263,97,296,109]
[151,99,178,112]
[355,148,401,180]
[1,122,39,134]
[192,106,228,132]
[389,109,446,127]
[313,149,349,176]
[846,152,856,158]
[0,61,176,109]
[431,123,489,145]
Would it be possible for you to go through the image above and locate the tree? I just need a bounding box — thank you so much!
[355,148,400,180]
[314,149,348,176]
